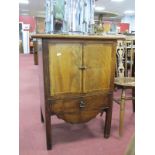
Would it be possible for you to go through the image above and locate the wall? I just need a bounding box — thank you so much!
[101,21,128,33]
[19,16,36,32]
[118,23,130,33]
[121,15,135,33]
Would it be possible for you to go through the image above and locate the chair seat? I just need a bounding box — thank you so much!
[114,77,135,88]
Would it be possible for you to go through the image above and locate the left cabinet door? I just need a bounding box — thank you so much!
[49,43,82,96]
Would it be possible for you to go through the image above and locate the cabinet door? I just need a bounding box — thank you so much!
[83,43,113,92]
[49,43,82,96]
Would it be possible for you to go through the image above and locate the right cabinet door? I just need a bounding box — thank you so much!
[83,43,113,93]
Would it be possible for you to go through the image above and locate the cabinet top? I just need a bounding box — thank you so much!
[31,34,126,40]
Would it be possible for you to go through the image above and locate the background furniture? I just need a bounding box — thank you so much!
[29,38,34,54]
[116,40,125,77]
[33,41,38,65]
[114,36,135,136]
[19,40,23,53]
[124,36,135,77]
[114,77,135,136]
[32,34,124,150]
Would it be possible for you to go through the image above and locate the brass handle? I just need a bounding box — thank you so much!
[80,101,86,108]
[79,66,88,70]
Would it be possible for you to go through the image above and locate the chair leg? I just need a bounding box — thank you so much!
[119,88,126,137]
[132,88,135,112]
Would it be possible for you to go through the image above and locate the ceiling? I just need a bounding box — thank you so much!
[19,0,135,20]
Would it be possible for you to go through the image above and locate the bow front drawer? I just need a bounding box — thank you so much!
[50,94,109,123]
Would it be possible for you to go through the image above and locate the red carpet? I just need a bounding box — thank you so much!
[19,54,134,155]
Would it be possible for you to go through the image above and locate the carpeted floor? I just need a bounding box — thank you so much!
[19,54,135,155]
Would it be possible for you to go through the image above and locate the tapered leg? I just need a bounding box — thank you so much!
[104,107,112,138]
[104,106,112,138]
[45,112,52,150]
[40,107,44,123]
[132,88,135,112]
[119,89,126,137]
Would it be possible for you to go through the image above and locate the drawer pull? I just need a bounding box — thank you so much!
[80,101,86,108]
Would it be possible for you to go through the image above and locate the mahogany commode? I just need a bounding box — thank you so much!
[32,34,125,150]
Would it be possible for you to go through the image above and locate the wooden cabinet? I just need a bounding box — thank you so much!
[32,34,124,150]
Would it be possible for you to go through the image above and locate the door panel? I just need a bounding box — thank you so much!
[83,43,112,92]
[49,43,82,96]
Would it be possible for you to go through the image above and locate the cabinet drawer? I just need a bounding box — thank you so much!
[50,94,110,123]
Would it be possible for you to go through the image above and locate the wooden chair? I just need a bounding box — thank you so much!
[114,36,135,136]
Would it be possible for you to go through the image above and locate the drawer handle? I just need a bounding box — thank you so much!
[80,101,86,108]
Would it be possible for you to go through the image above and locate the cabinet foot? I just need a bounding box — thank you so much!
[132,88,135,113]
[104,107,112,138]
[45,113,52,150]
[40,108,44,123]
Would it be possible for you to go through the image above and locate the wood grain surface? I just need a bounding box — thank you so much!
[51,94,109,123]
[83,43,112,92]
[49,43,82,96]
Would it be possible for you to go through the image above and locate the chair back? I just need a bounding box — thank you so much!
[124,36,135,77]
[116,36,135,78]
